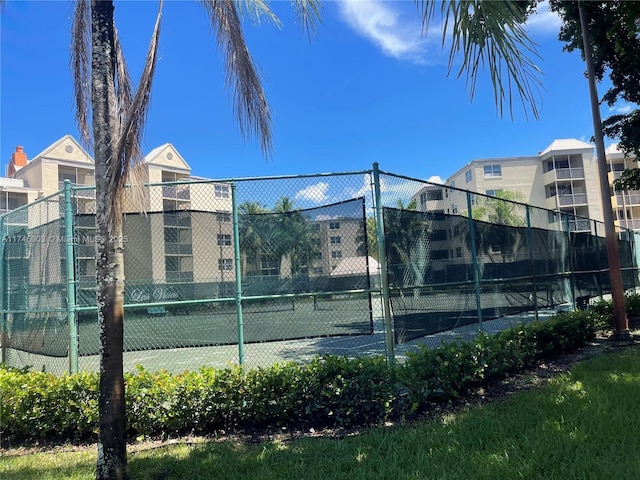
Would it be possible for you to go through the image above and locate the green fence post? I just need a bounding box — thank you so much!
[372,163,395,367]
[564,214,576,311]
[525,206,538,321]
[231,182,245,365]
[466,192,483,329]
[64,180,79,373]
[0,215,6,365]
[594,220,604,299]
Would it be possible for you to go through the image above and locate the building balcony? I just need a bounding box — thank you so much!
[615,192,640,206]
[618,219,640,230]
[162,185,191,201]
[164,242,193,255]
[554,167,584,180]
[566,218,591,232]
[557,193,588,206]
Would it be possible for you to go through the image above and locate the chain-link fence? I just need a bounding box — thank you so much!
[1,166,639,374]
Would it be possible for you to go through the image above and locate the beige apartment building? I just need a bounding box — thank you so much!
[444,138,603,230]
[409,138,640,274]
[3,135,370,303]
[606,144,640,231]
[3,135,235,301]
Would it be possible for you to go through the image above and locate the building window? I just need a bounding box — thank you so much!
[313,267,324,275]
[432,250,449,260]
[431,229,448,241]
[455,247,462,258]
[331,250,342,259]
[312,223,320,231]
[427,189,444,201]
[453,224,460,236]
[217,234,232,246]
[330,236,341,245]
[329,221,340,230]
[450,181,456,188]
[485,189,503,197]
[214,185,230,198]
[612,162,625,172]
[484,165,502,178]
[218,258,233,271]
[313,252,323,260]
[465,169,472,183]
[216,213,231,222]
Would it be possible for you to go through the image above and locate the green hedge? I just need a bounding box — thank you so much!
[0,308,604,445]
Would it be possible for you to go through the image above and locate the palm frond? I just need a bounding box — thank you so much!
[236,0,281,27]
[201,0,273,157]
[113,27,134,146]
[108,0,163,230]
[291,0,323,40]
[70,0,92,147]
[419,0,542,120]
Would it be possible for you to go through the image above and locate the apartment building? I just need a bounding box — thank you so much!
[444,138,603,230]
[3,136,371,303]
[407,138,640,280]
[606,144,640,231]
[3,135,235,302]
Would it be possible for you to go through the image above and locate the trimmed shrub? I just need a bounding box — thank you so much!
[0,306,605,445]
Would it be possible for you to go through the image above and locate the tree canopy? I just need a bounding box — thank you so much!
[550,1,640,189]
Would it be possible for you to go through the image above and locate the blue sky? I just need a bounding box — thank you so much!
[0,1,631,183]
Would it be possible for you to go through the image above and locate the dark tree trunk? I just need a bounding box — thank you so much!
[91,1,128,479]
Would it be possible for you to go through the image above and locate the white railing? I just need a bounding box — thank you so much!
[555,167,584,180]
[558,193,587,206]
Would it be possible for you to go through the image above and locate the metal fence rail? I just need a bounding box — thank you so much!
[1,164,638,375]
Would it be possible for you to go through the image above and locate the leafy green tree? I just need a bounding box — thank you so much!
[550,0,630,335]
[69,1,320,477]
[549,1,640,189]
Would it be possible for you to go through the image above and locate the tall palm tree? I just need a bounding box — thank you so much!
[68,0,539,478]
[70,1,321,478]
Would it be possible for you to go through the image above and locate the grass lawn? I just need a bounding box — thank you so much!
[3,346,640,479]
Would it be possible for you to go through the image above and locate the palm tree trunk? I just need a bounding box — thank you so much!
[91,1,128,478]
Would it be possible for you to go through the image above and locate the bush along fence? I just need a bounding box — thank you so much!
[0,164,639,374]
[0,304,613,445]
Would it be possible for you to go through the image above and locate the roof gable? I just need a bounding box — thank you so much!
[144,144,190,171]
[33,135,93,164]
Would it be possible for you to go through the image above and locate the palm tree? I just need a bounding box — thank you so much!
[271,196,317,278]
[70,1,321,478]
[471,190,527,263]
[68,0,540,477]
[383,199,432,286]
[238,201,269,275]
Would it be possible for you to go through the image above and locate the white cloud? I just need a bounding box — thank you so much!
[610,103,634,115]
[525,1,562,36]
[295,182,329,203]
[336,0,433,64]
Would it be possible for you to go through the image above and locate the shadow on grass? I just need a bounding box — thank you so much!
[4,348,640,480]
